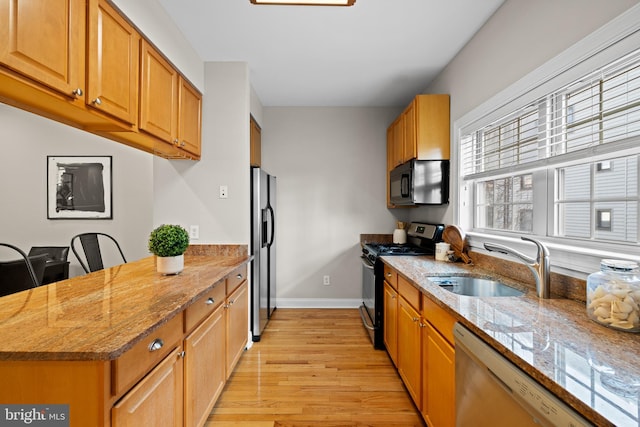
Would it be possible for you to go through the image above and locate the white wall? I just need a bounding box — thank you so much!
[111,0,204,91]
[0,104,153,276]
[262,107,398,305]
[153,62,251,244]
[409,0,640,226]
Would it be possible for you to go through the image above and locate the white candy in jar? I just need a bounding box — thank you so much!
[586,259,640,332]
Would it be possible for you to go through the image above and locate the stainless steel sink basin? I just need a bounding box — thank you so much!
[428,276,524,297]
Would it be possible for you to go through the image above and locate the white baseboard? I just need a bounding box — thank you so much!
[274,298,361,309]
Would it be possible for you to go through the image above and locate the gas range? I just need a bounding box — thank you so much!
[360,221,444,350]
[362,222,444,262]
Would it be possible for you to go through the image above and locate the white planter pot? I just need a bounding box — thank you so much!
[156,254,184,275]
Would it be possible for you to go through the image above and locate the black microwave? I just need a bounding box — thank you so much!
[389,160,449,206]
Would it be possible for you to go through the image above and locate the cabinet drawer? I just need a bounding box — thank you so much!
[112,314,183,396]
[226,265,247,295]
[384,264,398,289]
[422,295,456,346]
[398,275,420,311]
[184,281,226,333]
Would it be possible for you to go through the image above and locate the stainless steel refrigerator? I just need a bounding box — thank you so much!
[251,167,276,341]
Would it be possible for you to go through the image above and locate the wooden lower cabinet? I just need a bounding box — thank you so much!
[184,304,226,427]
[383,281,398,366]
[383,264,457,426]
[226,280,249,378]
[422,321,455,427]
[397,295,422,409]
[112,346,184,426]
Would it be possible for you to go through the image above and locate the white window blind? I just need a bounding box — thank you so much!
[462,49,640,180]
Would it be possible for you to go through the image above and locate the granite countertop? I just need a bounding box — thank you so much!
[0,250,251,361]
[382,255,640,427]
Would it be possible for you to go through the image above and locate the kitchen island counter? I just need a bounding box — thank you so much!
[0,247,251,361]
[382,255,640,427]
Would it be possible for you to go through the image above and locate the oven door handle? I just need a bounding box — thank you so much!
[358,304,376,331]
[360,255,375,269]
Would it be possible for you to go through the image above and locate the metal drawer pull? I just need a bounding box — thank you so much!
[206,297,215,305]
[236,273,243,279]
[92,97,102,105]
[72,88,83,96]
[148,338,164,352]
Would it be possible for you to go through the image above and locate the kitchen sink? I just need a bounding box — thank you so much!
[428,276,524,297]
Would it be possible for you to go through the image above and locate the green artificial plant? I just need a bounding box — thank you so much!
[148,224,190,257]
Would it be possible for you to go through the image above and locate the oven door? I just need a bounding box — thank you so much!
[359,255,377,345]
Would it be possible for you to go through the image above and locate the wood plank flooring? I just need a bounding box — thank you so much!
[205,308,425,427]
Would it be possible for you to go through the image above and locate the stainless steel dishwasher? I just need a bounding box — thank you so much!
[454,323,592,427]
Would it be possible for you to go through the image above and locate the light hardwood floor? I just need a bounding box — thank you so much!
[205,308,425,427]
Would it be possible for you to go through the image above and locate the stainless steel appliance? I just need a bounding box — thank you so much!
[389,159,449,206]
[359,222,444,349]
[251,167,277,341]
[454,323,590,427]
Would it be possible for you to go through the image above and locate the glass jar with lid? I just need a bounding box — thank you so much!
[587,259,640,333]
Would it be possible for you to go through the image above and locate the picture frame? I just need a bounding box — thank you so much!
[47,156,113,219]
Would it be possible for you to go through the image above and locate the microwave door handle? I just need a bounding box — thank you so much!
[401,174,410,197]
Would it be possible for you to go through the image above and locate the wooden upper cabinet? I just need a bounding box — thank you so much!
[250,115,262,167]
[178,77,202,157]
[139,39,178,143]
[0,0,85,100]
[412,94,450,160]
[387,94,450,170]
[139,39,202,157]
[87,0,139,126]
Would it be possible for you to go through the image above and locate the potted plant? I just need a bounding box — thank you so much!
[148,224,190,275]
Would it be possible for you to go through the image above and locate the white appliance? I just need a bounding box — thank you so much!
[251,167,277,341]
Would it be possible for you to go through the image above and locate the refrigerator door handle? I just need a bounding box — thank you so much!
[267,205,275,248]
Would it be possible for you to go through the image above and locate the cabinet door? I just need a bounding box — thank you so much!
[393,116,404,168]
[397,296,422,409]
[415,94,450,160]
[112,346,184,427]
[250,115,262,167]
[383,281,398,366]
[0,0,85,99]
[423,322,455,427]
[178,77,202,157]
[139,39,178,144]
[184,304,226,427]
[87,0,139,125]
[226,280,248,378]
[403,100,416,162]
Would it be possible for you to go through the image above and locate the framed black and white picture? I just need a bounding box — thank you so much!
[47,156,113,219]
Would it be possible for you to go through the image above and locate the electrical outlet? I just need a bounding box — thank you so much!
[189,225,199,239]
[219,185,228,199]
[323,275,330,286]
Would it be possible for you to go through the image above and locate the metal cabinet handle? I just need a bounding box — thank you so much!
[148,338,164,352]
[72,88,83,97]
[173,138,180,145]
[387,272,391,277]
[180,141,185,147]
[228,299,235,305]
[412,317,419,322]
[178,351,186,358]
[206,297,215,305]
[236,273,243,279]
[92,97,102,105]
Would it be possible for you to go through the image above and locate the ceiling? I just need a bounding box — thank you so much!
[157,0,505,107]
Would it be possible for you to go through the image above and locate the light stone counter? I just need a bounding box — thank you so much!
[382,255,640,427]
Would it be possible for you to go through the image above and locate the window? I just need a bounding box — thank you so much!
[460,49,640,263]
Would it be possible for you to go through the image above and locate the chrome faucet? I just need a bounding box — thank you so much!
[484,237,551,299]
